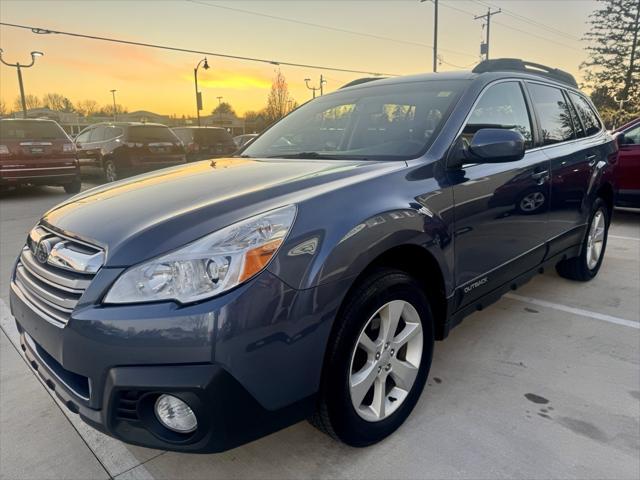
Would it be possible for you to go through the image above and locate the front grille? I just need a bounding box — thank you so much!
[12,226,103,328]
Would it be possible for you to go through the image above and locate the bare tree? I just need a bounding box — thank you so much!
[42,93,75,112]
[0,99,7,117]
[76,99,99,117]
[265,70,296,123]
[13,94,41,111]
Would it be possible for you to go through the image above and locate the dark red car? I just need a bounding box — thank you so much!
[613,118,640,207]
[0,118,81,193]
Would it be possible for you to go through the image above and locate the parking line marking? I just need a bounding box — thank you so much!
[0,299,158,479]
[609,234,640,241]
[505,293,640,329]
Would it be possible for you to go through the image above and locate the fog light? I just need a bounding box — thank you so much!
[154,394,197,433]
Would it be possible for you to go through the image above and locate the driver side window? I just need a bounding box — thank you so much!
[465,82,533,149]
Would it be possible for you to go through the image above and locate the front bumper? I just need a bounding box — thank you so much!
[10,268,346,452]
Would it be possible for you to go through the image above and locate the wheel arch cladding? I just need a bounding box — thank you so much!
[330,243,448,345]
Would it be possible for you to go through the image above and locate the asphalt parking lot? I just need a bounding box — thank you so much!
[1,184,638,480]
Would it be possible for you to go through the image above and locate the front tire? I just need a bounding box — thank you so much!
[103,159,119,183]
[310,268,434,447]
[63,178,82,194]
[556,198,609,281]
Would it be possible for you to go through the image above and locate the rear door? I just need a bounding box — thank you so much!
[0,120,74,171]
[527,83,606,254]
[452,80,550,307]
[617,122,640,205]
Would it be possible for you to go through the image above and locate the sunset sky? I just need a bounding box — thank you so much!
[0,0,597,117]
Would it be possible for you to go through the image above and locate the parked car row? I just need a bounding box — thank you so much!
[1,112,637,206]
[1,121,251,190]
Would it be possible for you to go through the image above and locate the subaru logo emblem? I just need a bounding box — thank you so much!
[34,238,52,264]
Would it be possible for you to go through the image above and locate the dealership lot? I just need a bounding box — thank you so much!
[1,185,638,480]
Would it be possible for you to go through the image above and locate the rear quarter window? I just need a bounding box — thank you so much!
[0,120,67,140]
[195,129,234,145]
[172,129,192,143]
[128,126,178,142]
[568,92,602,136]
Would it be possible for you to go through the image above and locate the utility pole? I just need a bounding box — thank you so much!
[474,8,501,60]
[420,0,438,72]
[216,96,223,126]
[110,89,117,122]
[0,49,44,118]
[305,75,326,99]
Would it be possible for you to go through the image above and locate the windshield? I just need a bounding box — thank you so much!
[128,125,178,142]
[242,80,468,160]
[0,120,68,140]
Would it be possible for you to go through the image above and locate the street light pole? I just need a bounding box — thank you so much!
[305,75,326,99]
[110,89,117,122]
[0,49,44,118]
[194,57,209,126]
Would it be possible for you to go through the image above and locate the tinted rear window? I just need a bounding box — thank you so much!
[528,83,576,145]
[127,126,177,142]
[568,92,601,136]
[194,129,234,145]
[0,120,67,140]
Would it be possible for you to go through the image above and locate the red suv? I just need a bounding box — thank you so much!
[0,119,81,193]
[613,118,640,208]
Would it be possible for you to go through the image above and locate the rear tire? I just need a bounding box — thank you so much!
[63,178,82,194]
[309,268,434,447]
[556,198,609,281]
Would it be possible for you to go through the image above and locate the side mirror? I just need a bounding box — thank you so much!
[468,128,525,163]
[614,132,626,147]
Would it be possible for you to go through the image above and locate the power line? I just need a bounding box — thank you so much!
[0,21,399,76]
[186,0,478,59]
[471,0,582,42]
[439,1,582,52]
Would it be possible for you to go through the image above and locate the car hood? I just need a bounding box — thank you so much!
[42,157,401,266]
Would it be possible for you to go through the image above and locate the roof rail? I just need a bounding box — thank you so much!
[340,77,386,89]
[472,58,578,88]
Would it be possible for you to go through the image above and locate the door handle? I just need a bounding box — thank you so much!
[586,154,597,166]
[531,170,549,179]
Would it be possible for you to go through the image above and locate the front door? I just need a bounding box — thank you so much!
[451,81,550,308]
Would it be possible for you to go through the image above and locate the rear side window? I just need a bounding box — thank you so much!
[464,81,533,148]
[568,92,601,136]
[75,128,92,143]
[104,126,123,140]
[172,129,192,143]
[128,126,177,142]
[0,120,67,140]
[565,94,585,138]
[89,126,106,142]
[528,83,576,145]
[194,129,234,145]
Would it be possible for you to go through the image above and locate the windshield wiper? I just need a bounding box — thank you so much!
[266,152,335,159]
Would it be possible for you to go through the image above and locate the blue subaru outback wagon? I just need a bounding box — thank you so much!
[10,59,618,452]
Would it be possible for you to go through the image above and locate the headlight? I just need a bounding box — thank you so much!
[104,205,296,304]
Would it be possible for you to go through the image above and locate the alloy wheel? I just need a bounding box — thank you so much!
[520,192,545,212]
[349,300,423,422]
[586,209,605,270]
[105,162,117,182]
